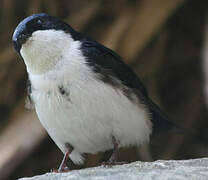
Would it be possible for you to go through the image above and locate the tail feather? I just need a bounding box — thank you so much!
[146,98,182,137]
[146,98,208,144]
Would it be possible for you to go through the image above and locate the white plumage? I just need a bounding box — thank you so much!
[20,30,152,164]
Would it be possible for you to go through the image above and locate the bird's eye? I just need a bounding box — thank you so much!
[37,19,42,25]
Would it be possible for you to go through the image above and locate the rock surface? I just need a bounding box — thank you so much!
[19,158,208,180]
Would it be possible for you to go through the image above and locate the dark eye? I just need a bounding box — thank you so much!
[37,19,42,25]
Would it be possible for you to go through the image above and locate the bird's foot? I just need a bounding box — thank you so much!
[101,161,126,167]
[51,143,73,173]
[51,166,70,173]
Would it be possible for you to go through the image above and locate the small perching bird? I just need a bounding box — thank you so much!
[12,13,175,172]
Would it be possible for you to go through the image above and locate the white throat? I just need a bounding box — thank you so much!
[20,30,73,75]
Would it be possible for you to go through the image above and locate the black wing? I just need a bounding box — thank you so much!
[80,39,148,97]
[80,39,176,136]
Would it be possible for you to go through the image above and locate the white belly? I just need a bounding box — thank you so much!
[32,78,152,164]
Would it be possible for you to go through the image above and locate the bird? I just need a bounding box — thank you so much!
[12,13,177,172]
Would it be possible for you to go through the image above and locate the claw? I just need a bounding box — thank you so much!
[102,161,126,167]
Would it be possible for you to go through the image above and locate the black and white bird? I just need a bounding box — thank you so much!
[12,13,176,172]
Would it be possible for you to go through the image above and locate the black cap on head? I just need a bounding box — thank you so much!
[12,13,81,53]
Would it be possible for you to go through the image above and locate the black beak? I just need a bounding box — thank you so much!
[13,32,30,53]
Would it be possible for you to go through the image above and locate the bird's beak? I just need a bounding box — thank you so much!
[13,32,30,54]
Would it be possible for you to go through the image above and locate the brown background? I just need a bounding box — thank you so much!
[0,0,208,179]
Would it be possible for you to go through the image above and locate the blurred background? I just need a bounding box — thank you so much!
[1,0,208,179]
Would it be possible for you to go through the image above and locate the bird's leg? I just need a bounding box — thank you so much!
[102,136,125,166]
[52,143,73,173]
[107,136,119,163]
[58,145,72,172]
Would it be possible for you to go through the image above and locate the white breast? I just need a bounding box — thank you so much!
[28,40,152,165]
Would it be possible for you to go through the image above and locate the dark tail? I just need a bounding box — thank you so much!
[147,98,208,143]
[146,98,178,136]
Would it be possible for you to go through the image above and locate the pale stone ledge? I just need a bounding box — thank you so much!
[19,158,208,180]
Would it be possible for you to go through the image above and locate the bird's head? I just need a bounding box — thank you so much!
[13,13,82,74]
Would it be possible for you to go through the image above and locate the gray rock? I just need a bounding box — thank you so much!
[19,158,208,180]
